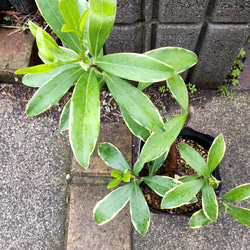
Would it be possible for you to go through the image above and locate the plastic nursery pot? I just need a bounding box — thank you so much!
[139,126,221,216]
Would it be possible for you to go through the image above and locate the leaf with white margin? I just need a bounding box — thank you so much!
[98,142,132,172]
[221,183,250,202]
[189,209,212,228]
[143,176,180,197]
[130,181,150,235]
[94,182,133,225]
[227,204,250,227]
[161,179,206,209]
[207,133,226,174]
[202,179,218,221]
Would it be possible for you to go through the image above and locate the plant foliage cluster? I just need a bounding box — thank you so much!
[16,0,250,235]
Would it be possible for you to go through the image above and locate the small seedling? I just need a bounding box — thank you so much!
[238,62,244,71]
[217,85,235,98]
[159,85,166,94]
[230,68,241,78]
[186,82,197,93]
[238,48,246,57]
[54,102,62,112]
[3,16,10,21]
[231,78,239,86]
[221,47,246,92]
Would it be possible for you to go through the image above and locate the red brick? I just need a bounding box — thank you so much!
[71,122,133,176]
[0,28,38,82]
[67,185,131,250]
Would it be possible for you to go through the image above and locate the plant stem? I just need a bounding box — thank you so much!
[167,106,194,175]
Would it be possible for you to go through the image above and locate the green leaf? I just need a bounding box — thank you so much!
[59,98,71,131]
[111,170,122,178]
[30,23,77,63]
[16,61,65,74]
[209,175,220,189]
[120,107,151,142]
[178,143,210,178]
[88,0,116,58]
[144,47,197,74]
[189,209,213,228]
[69,69,100,168]
[35,0,81,53]
[167,74,189,112]
[148,151,168,176]
[130,181,150,235]
[59,46,79,58]
[26,66,83,116]
[221,184,250,202]
[95,53,174,82]
[133,160,144,176]
[105,73,165,133]
[207,133,226,174]
[59,0,80,34]
[202,179,218,221]
[177,175,200,183]
[79,8,91,35]
[94,183,133,225]
[108,177,122,189]
[77,0,89,15]
[161,179,206,209]
[36,29,55,63]
[189,197,198,203]
[143,176,180,197]
[137,82,154,91]
[123,171,131,182]
[227,204,250,227]
[22,64,80,87]
[97,76,106,91]
[98,143,132,172]
[138,112,187,164]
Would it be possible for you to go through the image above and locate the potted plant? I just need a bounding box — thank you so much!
[16,0,197,169]
[95,118,250,234]
[16,0,250,235]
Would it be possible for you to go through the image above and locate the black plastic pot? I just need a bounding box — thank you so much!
[8,0,37,14]
[0,0,11,10]
[140,126,221,216]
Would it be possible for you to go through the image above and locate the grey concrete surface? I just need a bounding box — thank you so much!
[105,23,144,54]
[109,0,250,88]
[209,0,250,23]
[158,0,209,23]
[155,23,202,51]
[0,99,72,249]
[115,0,142,23]
[133,91,250,250]
[190,24,250,89]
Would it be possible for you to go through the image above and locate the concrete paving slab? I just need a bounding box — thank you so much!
[71,122,133,177]
[66,185,131,250]
[0,98,72,249]
[133,92,250,249]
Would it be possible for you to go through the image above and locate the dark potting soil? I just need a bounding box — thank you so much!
[139,136,209,215]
